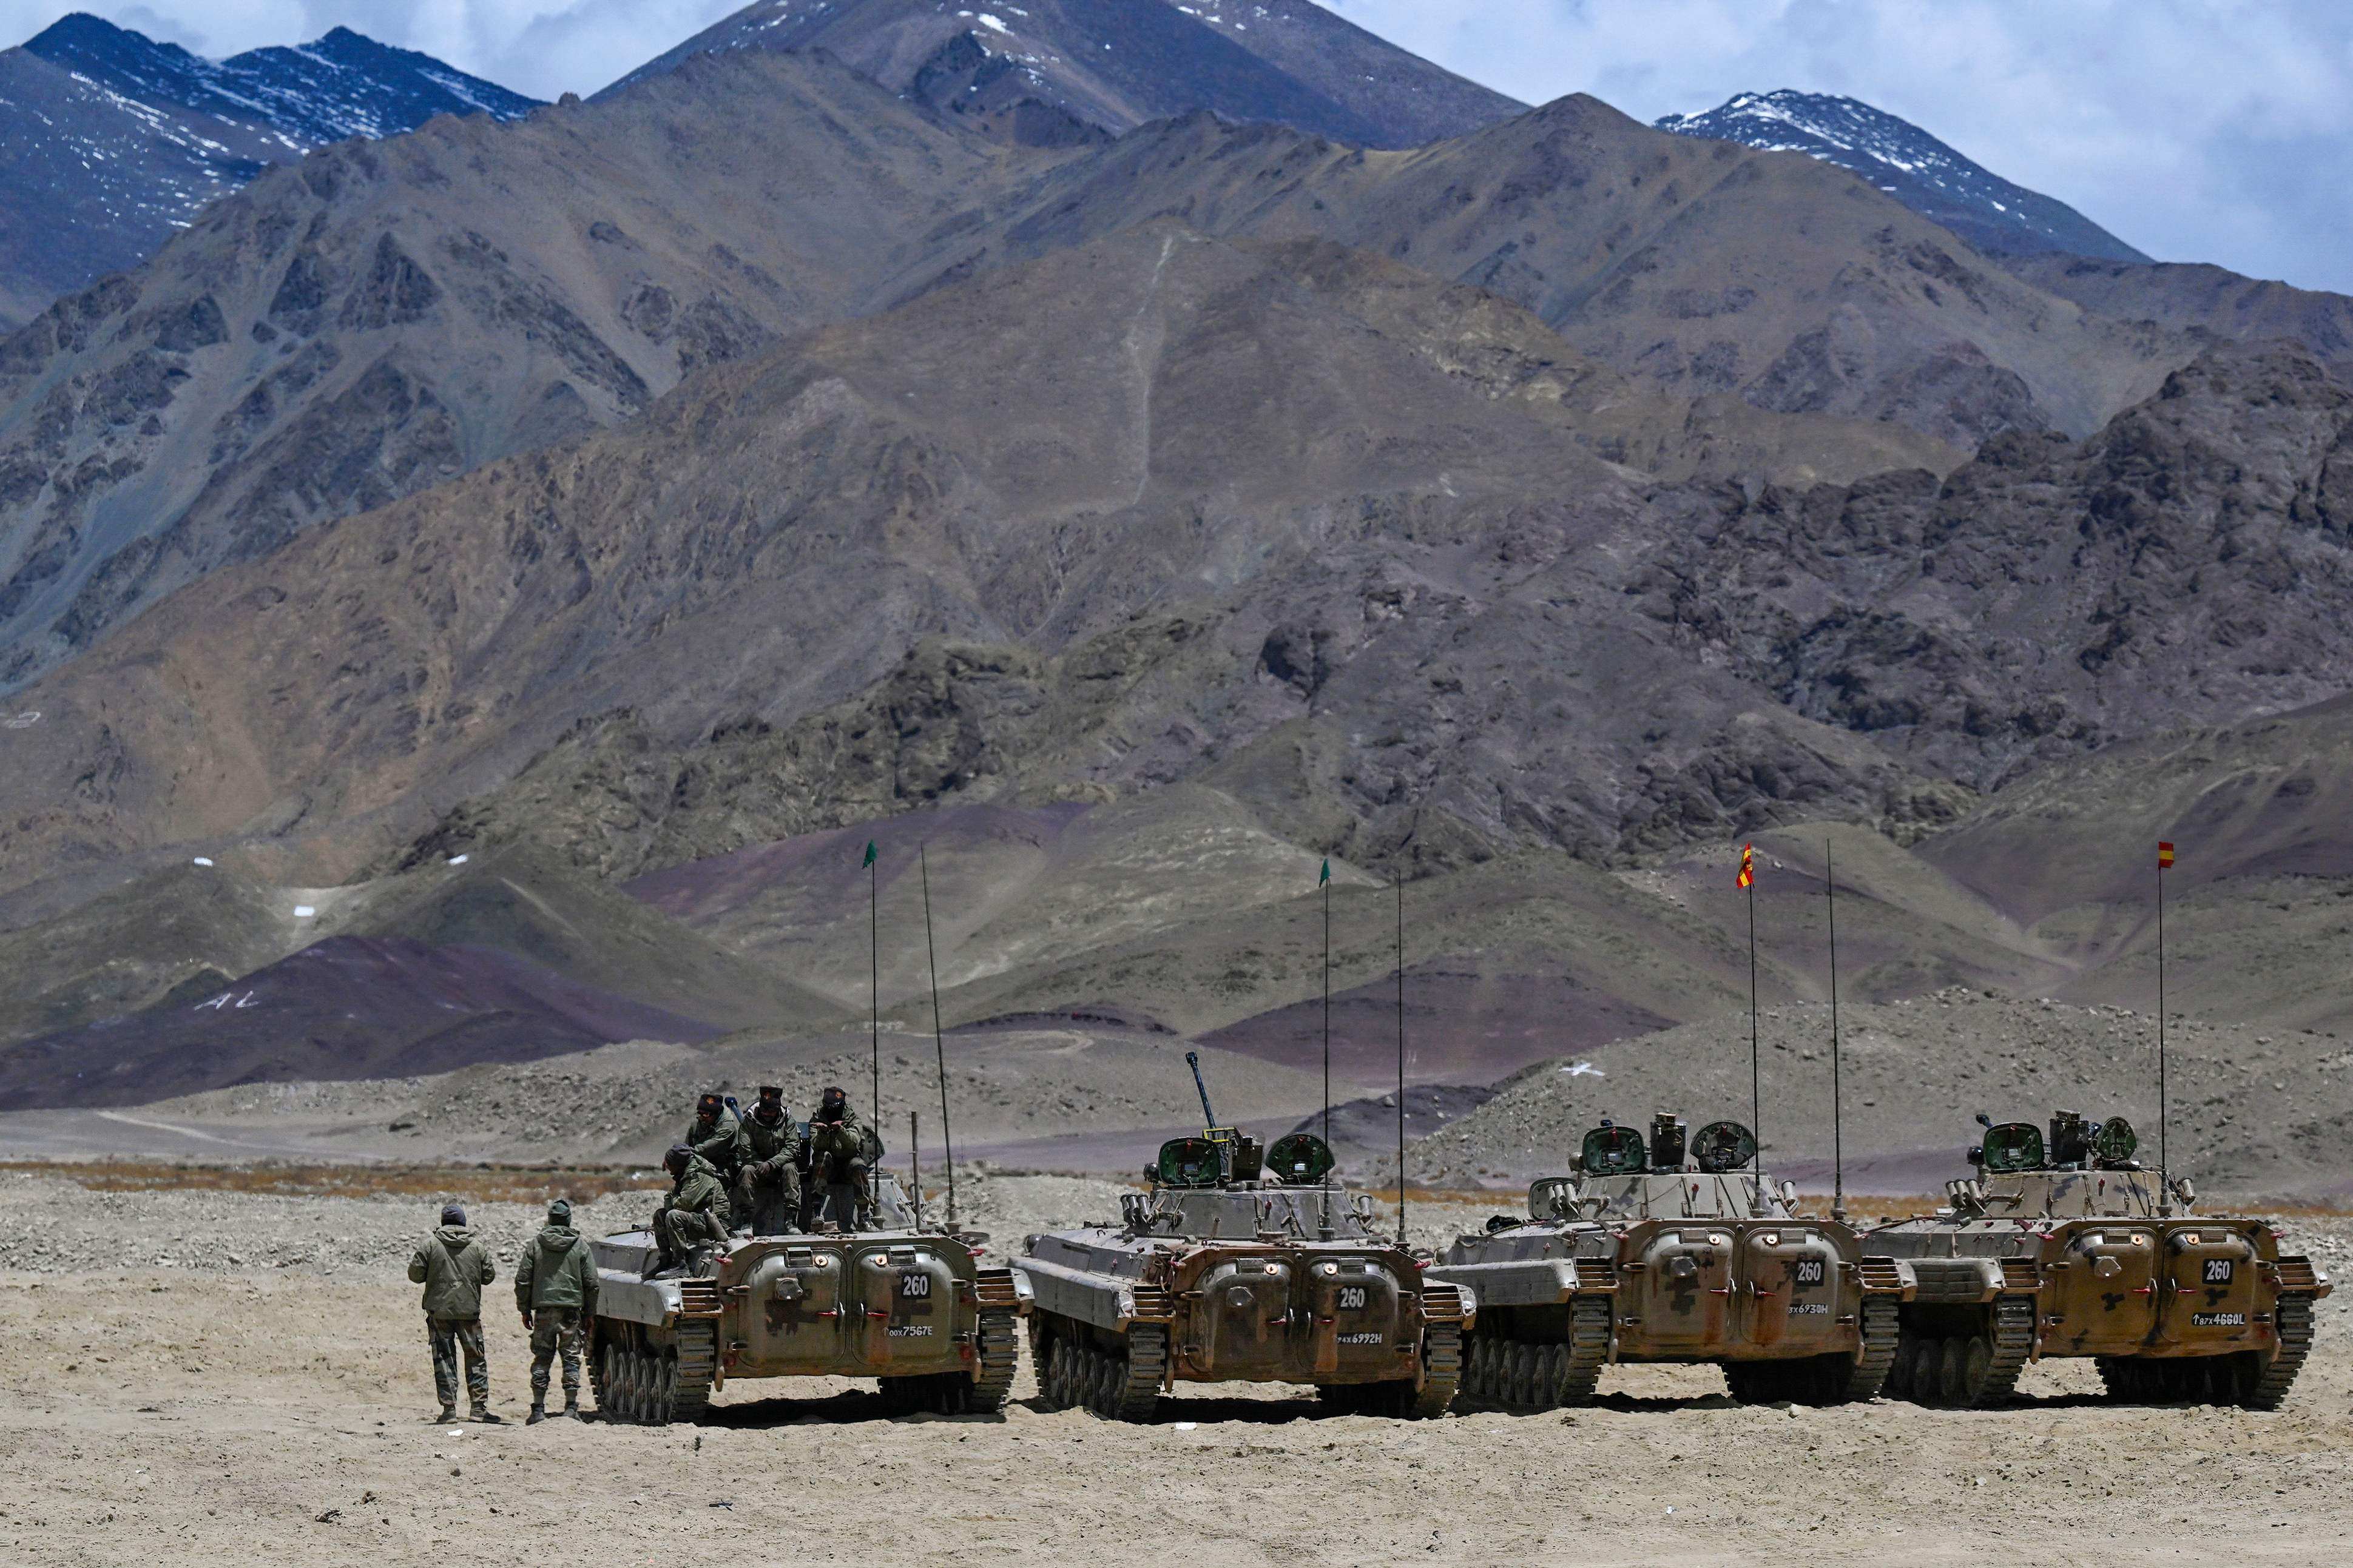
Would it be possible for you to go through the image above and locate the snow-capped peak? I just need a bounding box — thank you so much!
[1656,89,2147,264]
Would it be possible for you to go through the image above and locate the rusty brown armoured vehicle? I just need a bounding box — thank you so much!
[1869,1111,2331,1408]
[1426,1113,1909,1408]
[1014,1053,1472,1421]
[587,1171,1026,1424]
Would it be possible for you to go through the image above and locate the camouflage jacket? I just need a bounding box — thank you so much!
[514,1224,598,1313]
[740,1109,802,1177]
[408,1225,495,1319]
[808,1111,880,1163]
[658,1154,728,1219]
[684,1105,748,1174]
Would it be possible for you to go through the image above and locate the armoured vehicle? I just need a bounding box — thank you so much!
[587,1170,1027,1425]
[1869,1111,2332,1408]
[1428,1113,1909,1408]
[1014,1054,1472,1421]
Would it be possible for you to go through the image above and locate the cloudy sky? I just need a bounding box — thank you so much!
[6,0,2349,292]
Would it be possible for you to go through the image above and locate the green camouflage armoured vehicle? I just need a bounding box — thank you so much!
[1427,1113,1910,1409]
[587,1171,1027,1425]
[1869,1111,2332,1409]
[1014,1054,1472,1421]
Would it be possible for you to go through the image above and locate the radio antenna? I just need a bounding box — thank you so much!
[920,844,958,1231]
[1827,838,1845,1226]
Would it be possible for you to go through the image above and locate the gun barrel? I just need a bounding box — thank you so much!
[1185,1049,1218,1128]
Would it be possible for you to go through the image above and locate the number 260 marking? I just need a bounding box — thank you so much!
[898,1273,933,1299]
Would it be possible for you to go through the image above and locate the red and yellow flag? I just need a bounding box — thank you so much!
[1737,843,1755,890]
[2158,841,2175,870]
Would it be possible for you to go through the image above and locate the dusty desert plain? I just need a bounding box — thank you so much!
[0,1163,2346,1568]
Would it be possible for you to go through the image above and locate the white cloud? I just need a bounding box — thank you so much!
[5,0,2349,291]
[1320,0,2353,292]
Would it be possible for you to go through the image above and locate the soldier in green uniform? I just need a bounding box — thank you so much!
[806,1085,879,1231]
[408,1202,499,1423]
[684,1091,749,1225]
[735,1085,803,1236]
[652,1145,729,1275]
[513,1197,598,1424]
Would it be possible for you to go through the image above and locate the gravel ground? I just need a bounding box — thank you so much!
[1,1171,2346,1567]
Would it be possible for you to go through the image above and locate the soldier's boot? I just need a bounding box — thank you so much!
[525,1399,547,1426]
[436,1404,457,1424]
[562,1392,584,1421]
[471,1401,502,1424]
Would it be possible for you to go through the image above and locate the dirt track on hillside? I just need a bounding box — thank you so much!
[2,1172,2348,1566]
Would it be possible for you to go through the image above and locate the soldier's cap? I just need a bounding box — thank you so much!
[696,1091,724,1114]
[757,1085,783,1100]
[441,1203,466,1225]
[664,1144,693,1168]
[547,1198,572,1222]
[820,1085,846,1104]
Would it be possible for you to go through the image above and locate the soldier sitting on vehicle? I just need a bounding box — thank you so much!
[735,1085,803,1236]
[684,1091,748,1225]
[806,1085,881,1231]
[651,1145,729,1277]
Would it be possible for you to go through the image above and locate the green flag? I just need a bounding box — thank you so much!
[1318,859,1330,886]
[863,840,877,867]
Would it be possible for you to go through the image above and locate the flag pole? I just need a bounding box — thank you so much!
[1322,861,1332,1149]
[1395,869,1406,1248]
[1826,838,1844,1225]
[1744,844,1761,1178]
[921,844,957,1232]
[2158,841,2170,1214]
[868,840,880,1136]
[1321,858,1333,1241]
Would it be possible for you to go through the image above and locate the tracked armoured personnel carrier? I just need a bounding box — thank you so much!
[1015,1054,1472,1421]
[1869,1111,2332,1408]
[1427,1113,1909,1408]
[587,1171,1028,1425]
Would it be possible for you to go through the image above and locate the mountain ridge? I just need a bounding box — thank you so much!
[601,0,1523,147]
[1658,89,2148,266]
[0,12,538,332]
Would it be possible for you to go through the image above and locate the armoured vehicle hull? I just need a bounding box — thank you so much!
[1871,1116,2332,1409]
[1018,1138,1471,1420]
[589,1177,1027,1424]
[1428,1117,1909,1409]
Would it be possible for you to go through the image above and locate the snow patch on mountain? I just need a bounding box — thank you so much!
[1657,90,2147,264]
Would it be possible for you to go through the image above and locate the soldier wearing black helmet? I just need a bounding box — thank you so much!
[735,1085,803,1235]
[651,1145,729,1276]
[806,1085,880,1231]
[684,1091,749,1224]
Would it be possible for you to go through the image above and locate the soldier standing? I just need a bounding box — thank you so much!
[735,1085,803,1235]
[652,1145,729,1275]
[408,1202,499,1423]
[806,1085,879,1230]
[514,1197,598,1424]
[685,1091,749,1225]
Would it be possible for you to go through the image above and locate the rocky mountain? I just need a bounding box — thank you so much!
[0,14,538,332]
[0,226,1974,903]
[2004,254,2353,377]
[604,0,1523,147]
[1657,90,2147,264]
[0,52,2206,697]
[1633,343,2353,791]
[0,49,1006,690]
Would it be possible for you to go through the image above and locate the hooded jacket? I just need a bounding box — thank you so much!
[515,1223,598,1313]
[408,1225,495,1318]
